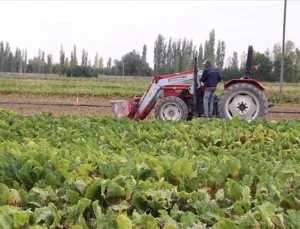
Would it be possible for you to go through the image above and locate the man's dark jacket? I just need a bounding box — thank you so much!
[200,66,221,91]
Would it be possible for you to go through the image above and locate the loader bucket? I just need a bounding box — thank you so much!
[110,100,130,117]
[110,97,140,118]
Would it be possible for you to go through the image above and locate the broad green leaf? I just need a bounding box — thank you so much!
[0,206,26,228]
[124,176,137,200]
[85,180,101,200]
[75,179,87,195]
[53,159,70,179]
[78,164,95,176]
[180,211,199,228]
[283,210,300,229]
[117,214,132,229]
[92,200,105,228]
[0,120,9,129]
[163,226,176,229]
[13,211,30,228]
[110,200,129,211]
[270,214,285,228]
[77,198,91,215]
[67,189,80,205]
[171,158,193,177]
[92,200,118,228]
[72,226,83,229]
[16,159,43,186]
[226,156,241,178]
[31,187,48,203]
[138,215,159,229]
[29,226,47,229]
[257,202,276,228]
[215,189,225,201]
[211,218,240,229]
[107,182,125,200]
[225,179,242,201]
[33,203,60,229]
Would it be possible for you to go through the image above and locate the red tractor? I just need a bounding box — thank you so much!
[111,46,269,121]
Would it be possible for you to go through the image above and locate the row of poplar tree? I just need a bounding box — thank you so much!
[0,29,300,81]
[153,30,300,82]
[0,41,152,77]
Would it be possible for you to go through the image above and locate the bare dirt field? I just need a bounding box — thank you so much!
[0,94,113,117]
[0,94,299,121]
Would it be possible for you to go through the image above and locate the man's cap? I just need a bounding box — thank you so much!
[203,60,211,65]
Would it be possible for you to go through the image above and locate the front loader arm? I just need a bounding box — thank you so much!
[133,70,195,120]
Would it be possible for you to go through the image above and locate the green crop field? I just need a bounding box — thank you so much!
[0,109,300,228]
[0,74,150,98]
[0,74,299,103]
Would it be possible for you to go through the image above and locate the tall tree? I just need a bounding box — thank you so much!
[46,53,53,74]
[232,51,239,69]
[198,43,203,67]
[207,29,216,64]
[142,44,147,63]
[98,57,104,69]
[264,48,271,59]
[3,42,11,72]
[285,40,295,56]
[0,42,4,72]
[240,51,247,70]
[107,57,112,68]
[166,38,173,74]
[8,52,14,72]
[121,49,142,76]
[36,49,42,73]
[179,38,188,72]
[14,47,22,72]
[60,45,65,67]
[192,45,197,59]
[23,49,27,73]
[94,52,99,68]
[153,34,167,74]
[81,49,88,67]
[252,52,273,81]
[295,48,300,80]
[273,55,295,82]
[215,40,226,69]
[204,41,209,61]
[173,39,181,73]
[70,52,74,66]
[272,43,281,60]
[20,49,25,73]
[187,40,194,70]
[41,50,45,73]
[65,57,69,68]
[72,45,78,66]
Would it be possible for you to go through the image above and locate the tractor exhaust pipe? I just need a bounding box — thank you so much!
[244,45,253,78]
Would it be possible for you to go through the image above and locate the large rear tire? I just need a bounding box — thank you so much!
[217,83,268,121]
[155,97,189,121]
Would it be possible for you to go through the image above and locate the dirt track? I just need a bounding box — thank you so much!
[0,94,300,121]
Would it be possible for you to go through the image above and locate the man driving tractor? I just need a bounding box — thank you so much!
[200,60,222,118]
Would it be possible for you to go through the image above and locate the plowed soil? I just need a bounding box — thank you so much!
[0,94,299,121]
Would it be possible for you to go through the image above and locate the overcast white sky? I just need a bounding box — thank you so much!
[1,1,299,68]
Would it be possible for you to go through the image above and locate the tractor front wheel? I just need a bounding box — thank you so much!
[217,83,268,121]
[155,97,189,121]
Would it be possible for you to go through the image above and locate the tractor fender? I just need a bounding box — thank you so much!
[224,79,265,91]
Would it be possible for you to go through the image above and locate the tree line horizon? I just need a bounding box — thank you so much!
[0,30,299,82]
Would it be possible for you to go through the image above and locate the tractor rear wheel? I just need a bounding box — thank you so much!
[155,96,189,121]
[217,83,268,121]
